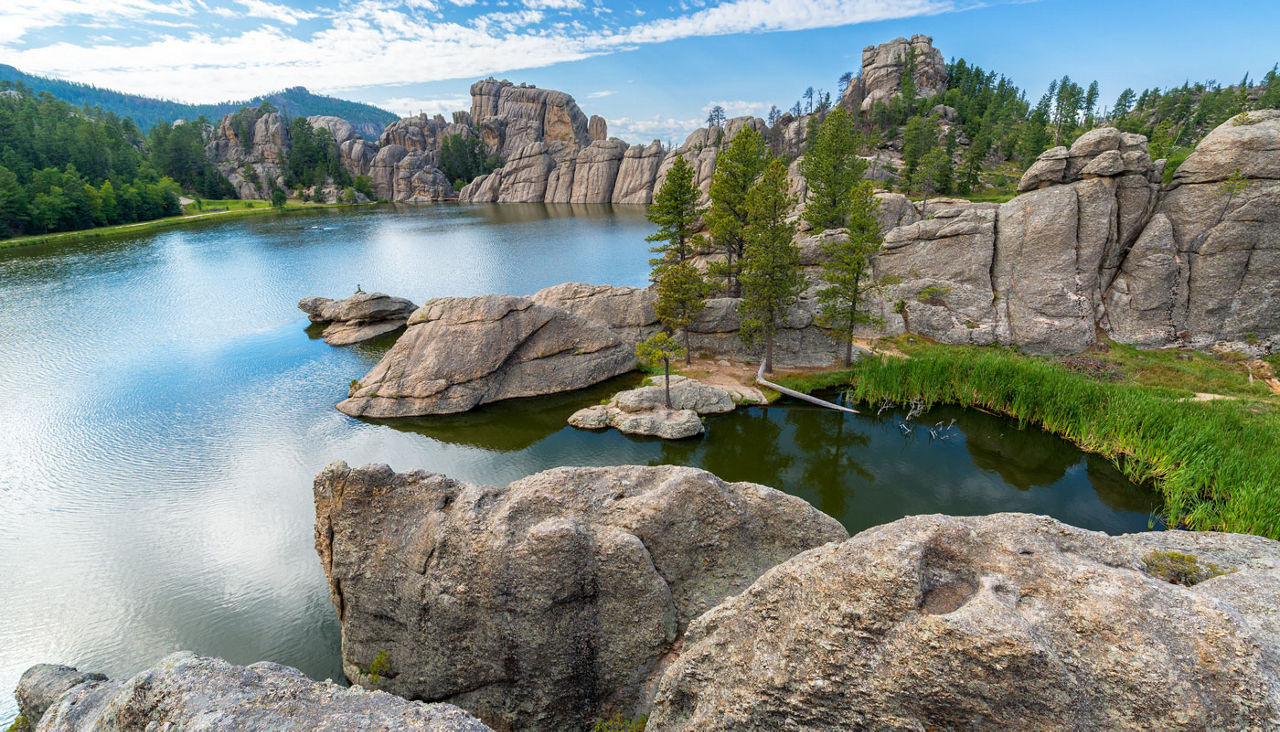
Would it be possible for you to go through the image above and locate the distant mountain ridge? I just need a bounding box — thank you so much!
[0,65,398,138]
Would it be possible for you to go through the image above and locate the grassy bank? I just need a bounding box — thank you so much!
[817,339,1280,538]
[0,200,369,250]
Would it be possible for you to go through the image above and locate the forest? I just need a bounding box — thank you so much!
[0,85,182,238]
[770,51,1280,198]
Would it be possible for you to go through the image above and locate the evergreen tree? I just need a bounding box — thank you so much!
[739,158,804,374]
[645,155,702,265]
[1112,88,1137,119]
[706,126,768,296]
[911,147,952,213]
[799,107,865,231]
[653,261,709,365]
[635,332,686,408]
[816,180,886,365]
[706,105,727,128]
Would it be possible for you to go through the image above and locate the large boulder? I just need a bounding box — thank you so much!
[876,203,1002,346]
[313,462,848,731]
[1105,110,1280,352]
[18,653,489,731]
[336,294,635,417]
[495,141,555,202]
[307,115,360,146]
[649,513,1280,730]
[299,292,417,345]
[529,282,658,343]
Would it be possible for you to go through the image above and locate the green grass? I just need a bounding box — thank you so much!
[0,199,368,250]
[841,340,1280,538]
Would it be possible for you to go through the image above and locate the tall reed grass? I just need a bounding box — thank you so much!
[842,345,1280,538]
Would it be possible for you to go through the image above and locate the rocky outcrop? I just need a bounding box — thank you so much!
[468,78,590,160]
[568,375,739,439]
[205,109,289,199]
[612,140,666,204]
[571,138,629,203]
[336,294,636,418]
[17,653,489,731]
[529,281,658,342]
[366,144,454,202]
[313,462,848,731]
[378,114,472,164]
[842,35,947,114]
[649,513,1280,730]
[588,114,608,142]
[299,292,417,345]
[866,127,1166,354]
[1105,110,1280,352]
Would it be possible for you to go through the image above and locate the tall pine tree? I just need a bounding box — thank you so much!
[816,180,889,365]
[739,158,804,374]
[706,126,768,296]
[799,107,865,232]
[646,155,702,266]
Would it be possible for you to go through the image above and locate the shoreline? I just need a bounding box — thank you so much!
[0,200,379,251]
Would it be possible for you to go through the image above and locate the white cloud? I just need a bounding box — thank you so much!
[0,0,196,44]
[610,114,702,145]
[380,94,472,116]
[703,99,769,117]
[522,0,584,8]
[0,0,983,103]
[586,89,616,98]
[233,0,319,25]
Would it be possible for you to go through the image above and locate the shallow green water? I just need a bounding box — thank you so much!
[0,203,1158,723]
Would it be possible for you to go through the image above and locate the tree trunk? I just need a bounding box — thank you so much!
[663,358,672,408]
[764,332,775,375]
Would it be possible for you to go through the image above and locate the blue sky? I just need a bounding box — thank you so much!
[2,0,1278,143]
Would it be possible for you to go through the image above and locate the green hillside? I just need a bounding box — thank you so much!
[0,65,398,138]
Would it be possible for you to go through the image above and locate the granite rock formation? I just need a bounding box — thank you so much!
[336,293,636,417]
[16,653,490,731]
[842,35,948,114]
[649,513,1280,730]
[299,292,417,345]
[313,462,848,731]
[1105,110,1280,352]
[205,109,289,199]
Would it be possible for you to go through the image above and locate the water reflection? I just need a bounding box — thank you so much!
[0,203,1159,725]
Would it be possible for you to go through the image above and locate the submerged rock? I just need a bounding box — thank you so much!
[649,513,1280,730]
[313,462,848,731]
[336,294,635,417]
[17,652,490,731]
[299,292,417,345]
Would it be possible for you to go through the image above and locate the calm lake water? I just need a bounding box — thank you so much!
[0,203,1159,723]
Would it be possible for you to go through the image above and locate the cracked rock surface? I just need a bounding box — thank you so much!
[312,462,847,731]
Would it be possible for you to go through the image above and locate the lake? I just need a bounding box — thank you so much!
[0,203,1159,723]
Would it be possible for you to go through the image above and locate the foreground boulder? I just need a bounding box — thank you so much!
[569,375,744,439]
[649,513,1280,730]
[337,294,635,417]
[16,652,489,731]
[299,292,417,345]
[313,462,848,731]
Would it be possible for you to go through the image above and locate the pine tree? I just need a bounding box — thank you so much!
[646,155,702,266]
[706,105,727,128]
[816,180,888,365]
[654,261,709,365]
[635,332,686,408]
[911,147,951,214]
[706,126,768,296]
[799,107,865,232]
[739,158,804,374]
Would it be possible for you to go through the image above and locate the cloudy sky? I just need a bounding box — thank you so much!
[2,0,1278,143]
